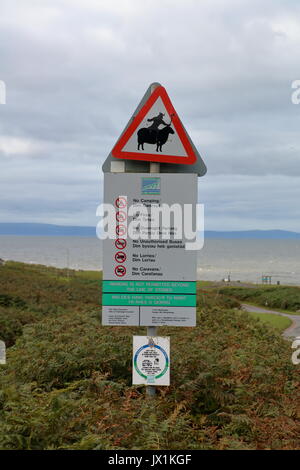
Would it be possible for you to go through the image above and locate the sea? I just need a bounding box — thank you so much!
[0,235,300,285]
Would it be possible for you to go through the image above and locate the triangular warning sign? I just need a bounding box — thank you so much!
[112,86,198,164]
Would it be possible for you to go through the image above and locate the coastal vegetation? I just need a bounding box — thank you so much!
[0,262,299,450]
[219,286,300,313]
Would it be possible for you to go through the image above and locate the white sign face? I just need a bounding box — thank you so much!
[103,173,197,281]
[0,341,6,365]
[102,173,197,327]
[133,336,170,386]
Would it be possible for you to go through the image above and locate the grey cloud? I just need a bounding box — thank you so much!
[0,0,300,229]
[201,174,300,230]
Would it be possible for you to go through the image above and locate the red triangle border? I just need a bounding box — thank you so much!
[111,86,197,165]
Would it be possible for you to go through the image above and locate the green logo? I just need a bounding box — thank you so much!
[141,177,160,195]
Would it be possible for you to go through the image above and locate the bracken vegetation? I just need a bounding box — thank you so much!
[0,262,299,450]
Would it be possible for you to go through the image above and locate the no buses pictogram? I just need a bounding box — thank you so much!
[115,238,127,250]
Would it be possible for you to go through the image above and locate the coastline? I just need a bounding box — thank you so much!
[0,235,300,285]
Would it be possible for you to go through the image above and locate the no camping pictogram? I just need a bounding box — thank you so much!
[115,251,126,263]
[115,197,127,209]
[115,265,127,277]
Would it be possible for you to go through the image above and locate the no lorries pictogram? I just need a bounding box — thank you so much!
[115,251,127,263]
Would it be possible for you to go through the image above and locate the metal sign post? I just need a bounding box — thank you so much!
[147,158,160,397]
[0,340,6,365]
[101,82,206,397]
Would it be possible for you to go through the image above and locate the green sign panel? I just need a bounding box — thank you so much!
[103,280,196,294]
[102,293,196,307]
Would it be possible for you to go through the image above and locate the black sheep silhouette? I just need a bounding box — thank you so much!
[137,113,175,152]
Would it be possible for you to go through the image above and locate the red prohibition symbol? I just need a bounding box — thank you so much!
[115,197,127,209]
[116,224,127,237]
[116,210,126,222]
[115,238,127,250]
[115,265,126,277]
[115,251,126,263]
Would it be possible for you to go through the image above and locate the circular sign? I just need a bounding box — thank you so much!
[115,197,127,209]
[115,251,126,263]
[134,344,169,380]
[116,224,126,237]
[116,210,127,222]
[115,265,126,277]
[115,238,127,250]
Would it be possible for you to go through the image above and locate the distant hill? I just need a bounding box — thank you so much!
[205,230,300,239]
[0,223,96,237]
[0,224,300,239]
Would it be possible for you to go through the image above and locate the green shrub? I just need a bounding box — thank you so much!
[0,294,27,309]
[0,306,39,346]
[219,286,300,312]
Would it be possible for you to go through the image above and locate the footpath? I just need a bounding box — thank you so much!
[242,303,300,339]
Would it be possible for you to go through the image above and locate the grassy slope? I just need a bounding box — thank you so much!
[218,286,300,314]
[247,312,292,332]
[0,262,299,450]
[199,283,293,331]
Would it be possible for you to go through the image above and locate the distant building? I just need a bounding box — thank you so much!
[262,275,272,284]
[0,259,5,266]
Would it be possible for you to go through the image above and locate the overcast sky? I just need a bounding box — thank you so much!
[1,0,300,231]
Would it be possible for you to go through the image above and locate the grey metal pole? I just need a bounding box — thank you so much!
[146,139,160,396]
[146,326,157,397]
[66,248,70,279]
